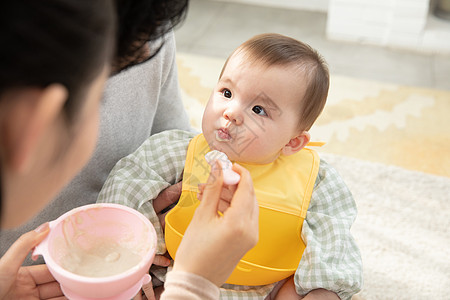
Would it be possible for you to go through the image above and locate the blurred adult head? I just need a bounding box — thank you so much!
[0,0,115,228]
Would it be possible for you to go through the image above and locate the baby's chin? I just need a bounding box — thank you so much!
[205,135,269,163]
[228,151,281,165]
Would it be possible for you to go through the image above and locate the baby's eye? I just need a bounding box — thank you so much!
[252,105,267,116]
[222,89,232,98]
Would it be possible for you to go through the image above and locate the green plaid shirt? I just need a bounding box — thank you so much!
[97,130,362,300]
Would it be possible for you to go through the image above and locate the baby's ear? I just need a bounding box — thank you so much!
[282,131,310,156]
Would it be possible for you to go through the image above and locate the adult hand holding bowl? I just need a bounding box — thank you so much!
[33,203,157,300]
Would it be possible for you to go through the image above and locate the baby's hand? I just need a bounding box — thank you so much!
[205,150,240,185]
[152,254,171,267]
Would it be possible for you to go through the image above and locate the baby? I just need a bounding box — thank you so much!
[98,33,362,299]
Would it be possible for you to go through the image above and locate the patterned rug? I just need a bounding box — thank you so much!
[176,52,450,300]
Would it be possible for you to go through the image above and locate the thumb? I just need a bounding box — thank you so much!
[141,279,156,300]
[0,223,50,274]
[197,160,224,215]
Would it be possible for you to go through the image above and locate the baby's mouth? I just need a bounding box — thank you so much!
[216,127,232,142]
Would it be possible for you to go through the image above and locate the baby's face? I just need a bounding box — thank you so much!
[202,52,307,164]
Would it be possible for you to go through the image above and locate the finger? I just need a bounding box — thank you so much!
[27,264,56,285]
[228,164,257,216]
[152,255,170,267]
[200,184,233,212]
[158,210,168,229]
[38,281,63,299]
[197,184,206,201]
[217,198,232,214]
[153,182,182,213]
[0,223,50,275]
[220,185,235,203]
[198,184,232,205]
[142,281,156,300]
[196,160,223,215]
[198,183,206,192]
[226,164,259,246]
[47,297,67,300]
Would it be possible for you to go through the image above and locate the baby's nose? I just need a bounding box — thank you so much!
[223,108,243,125]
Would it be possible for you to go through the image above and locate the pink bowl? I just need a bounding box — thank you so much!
[33,204,157,300]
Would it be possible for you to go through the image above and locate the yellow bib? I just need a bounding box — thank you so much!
[165,134,320,286]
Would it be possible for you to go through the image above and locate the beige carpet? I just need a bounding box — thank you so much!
[176,52,450,300]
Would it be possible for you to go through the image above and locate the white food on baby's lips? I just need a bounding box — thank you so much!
[205,150,240,185]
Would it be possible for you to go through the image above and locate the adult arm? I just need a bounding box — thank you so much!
[160,271,219,300]
[161,162,259,299]
[294,160,363,300]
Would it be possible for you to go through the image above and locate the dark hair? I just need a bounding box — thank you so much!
[113,0,189,72]
[221,33,329,131]
[0,0,115,220]
[0,0,115,121]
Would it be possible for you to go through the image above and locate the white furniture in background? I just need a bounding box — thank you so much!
[327,0,450,54]
[211,0,330,12]
[210,0,450,53]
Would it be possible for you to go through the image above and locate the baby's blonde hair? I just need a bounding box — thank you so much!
[220,33,329,131]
